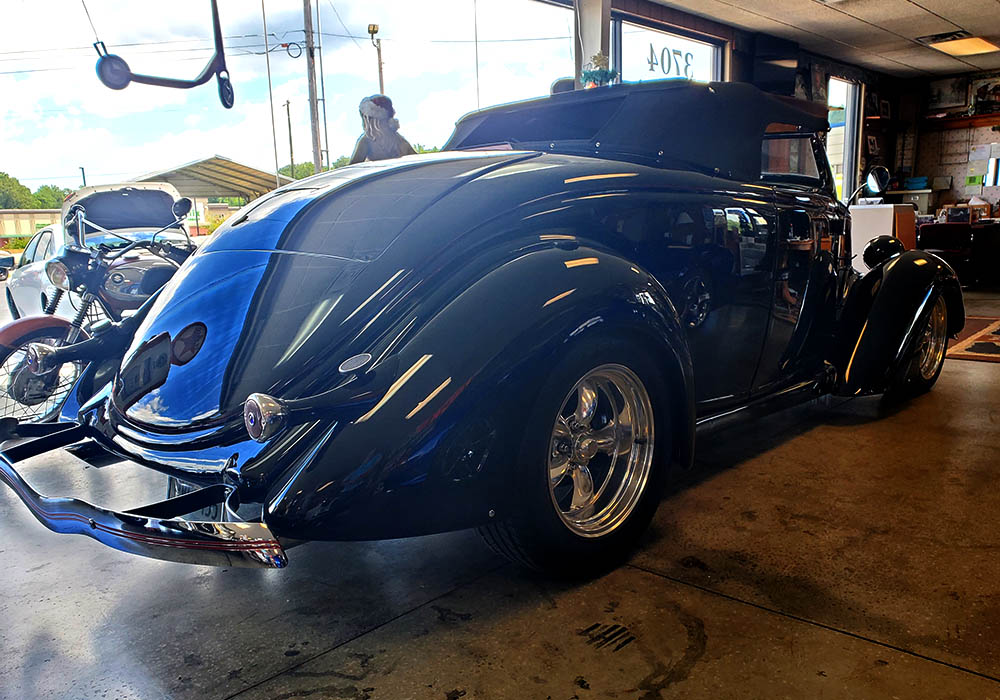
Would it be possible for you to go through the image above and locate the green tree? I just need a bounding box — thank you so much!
[0,172,35,209]
[32,184,71,209]
[331,155,350,169]
[278,163,316,180]
[207,196,245,206]
[413,143,440,154]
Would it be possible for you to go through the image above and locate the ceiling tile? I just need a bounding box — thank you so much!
[651,0,1000,76]
[962,52,1000,70]
[879,45,978,73]
[909,0,1000,36]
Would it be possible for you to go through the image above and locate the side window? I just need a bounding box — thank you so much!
[37,231,52,260]
[761,135,820,180]
[20,233,42,266]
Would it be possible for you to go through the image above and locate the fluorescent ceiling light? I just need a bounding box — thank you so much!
[929,37,1000,56]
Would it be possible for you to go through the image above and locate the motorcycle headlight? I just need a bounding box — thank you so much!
[45,260,71,290]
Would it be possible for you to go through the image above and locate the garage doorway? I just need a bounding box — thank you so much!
[827,77,861,201]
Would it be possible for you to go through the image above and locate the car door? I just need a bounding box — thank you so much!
[591,189,776,412]
[752,133,839,393]
[7,229,50,317]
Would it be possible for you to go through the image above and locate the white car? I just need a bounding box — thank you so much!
[3,182,191,321]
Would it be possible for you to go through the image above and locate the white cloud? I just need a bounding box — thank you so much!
[3,0,579,190]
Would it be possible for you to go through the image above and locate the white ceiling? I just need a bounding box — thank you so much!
[653,0,1000,76]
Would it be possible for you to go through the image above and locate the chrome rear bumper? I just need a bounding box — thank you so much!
[0,422,287,568]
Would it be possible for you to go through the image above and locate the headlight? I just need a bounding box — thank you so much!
[244,393,287,443]
[45,260,71,290]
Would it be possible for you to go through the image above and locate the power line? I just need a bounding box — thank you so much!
[80,0,100,42]
[326,0,363,52]
[0,33,279,57]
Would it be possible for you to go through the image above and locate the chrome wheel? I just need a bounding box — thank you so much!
[547,364,654,538]
[917,296,948,381]
[0,336,82,422]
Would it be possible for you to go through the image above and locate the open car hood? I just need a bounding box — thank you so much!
[63,186,181,235]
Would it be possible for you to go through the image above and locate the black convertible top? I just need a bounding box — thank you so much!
[444,80,829,183]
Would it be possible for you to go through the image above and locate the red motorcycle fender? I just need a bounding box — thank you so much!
[0,315,90,354]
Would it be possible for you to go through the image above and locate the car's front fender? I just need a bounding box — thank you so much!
[257,243,695,541]
[833,249,964,395]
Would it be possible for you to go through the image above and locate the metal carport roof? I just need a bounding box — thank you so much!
[134,155,293,199]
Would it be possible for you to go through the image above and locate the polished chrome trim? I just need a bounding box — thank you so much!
[244,393,288,443]
[547,363,654,539]
[0,428,287,568]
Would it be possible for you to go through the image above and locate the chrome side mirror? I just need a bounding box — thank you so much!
[865,165,891,196]
[863,235,904,270]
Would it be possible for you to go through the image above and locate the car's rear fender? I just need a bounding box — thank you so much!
[833,249,964,396]
[257,243,694,541]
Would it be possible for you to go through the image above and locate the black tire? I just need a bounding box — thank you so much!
[478,333,673,577]
[886,293,948,399]
[0,326,82,423]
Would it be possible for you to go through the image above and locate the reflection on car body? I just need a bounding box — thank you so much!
[0,80,965,576]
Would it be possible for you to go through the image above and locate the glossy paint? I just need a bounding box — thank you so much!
[0,84,955,560]
[835,248,964,396]
[70,144,964,546]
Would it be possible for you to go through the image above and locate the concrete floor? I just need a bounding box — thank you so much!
[1,290,999,699]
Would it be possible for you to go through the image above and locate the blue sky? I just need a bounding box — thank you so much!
[3,0,576,191]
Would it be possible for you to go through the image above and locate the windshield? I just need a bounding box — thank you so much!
[85,229,188,249]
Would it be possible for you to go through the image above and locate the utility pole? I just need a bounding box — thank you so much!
[262,0,280,187]
[302,0,322,174]
[284,100,295,178]
[315,1,330,170]
[368,24,384,94]
[79,166,86,187]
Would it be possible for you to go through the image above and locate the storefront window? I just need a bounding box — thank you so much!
[618,21,720,83]
[827,77,860,201]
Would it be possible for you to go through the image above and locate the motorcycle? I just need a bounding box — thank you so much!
[0,198,196,422]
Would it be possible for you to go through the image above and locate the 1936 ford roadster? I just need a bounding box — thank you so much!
[0,81,964,575]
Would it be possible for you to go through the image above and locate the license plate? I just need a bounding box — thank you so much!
[117,333,171,408]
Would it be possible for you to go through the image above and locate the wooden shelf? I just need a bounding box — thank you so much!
[922,113,1000,131]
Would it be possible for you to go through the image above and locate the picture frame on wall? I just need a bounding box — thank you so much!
[971,76,1000,114]
[928,77,968,110]
[865,90,879,117]
[866,134,879,156]
[879,99,891,119]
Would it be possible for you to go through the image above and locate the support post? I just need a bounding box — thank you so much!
[284,100,295,178]
[302,0,322,174]
[573,0,611,89]
[262,0,281,187]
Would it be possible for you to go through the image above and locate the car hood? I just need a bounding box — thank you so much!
[66,187,181,234]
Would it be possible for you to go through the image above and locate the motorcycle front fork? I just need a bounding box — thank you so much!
[64,293,96,345]
[42,288,64,315]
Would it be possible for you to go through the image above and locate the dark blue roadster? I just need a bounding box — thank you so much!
[0,81,964,575]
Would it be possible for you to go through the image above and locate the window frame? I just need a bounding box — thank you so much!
[20,231,43,266]
[760,133,834,195]
[610,12,726,84]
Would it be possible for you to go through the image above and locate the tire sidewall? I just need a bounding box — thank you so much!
[508,331,673,573]
[889,292,948,397]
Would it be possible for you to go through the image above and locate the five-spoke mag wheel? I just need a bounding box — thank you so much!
[548,364,655,538]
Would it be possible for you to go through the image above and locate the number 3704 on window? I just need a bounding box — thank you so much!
[648,44,694,79]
